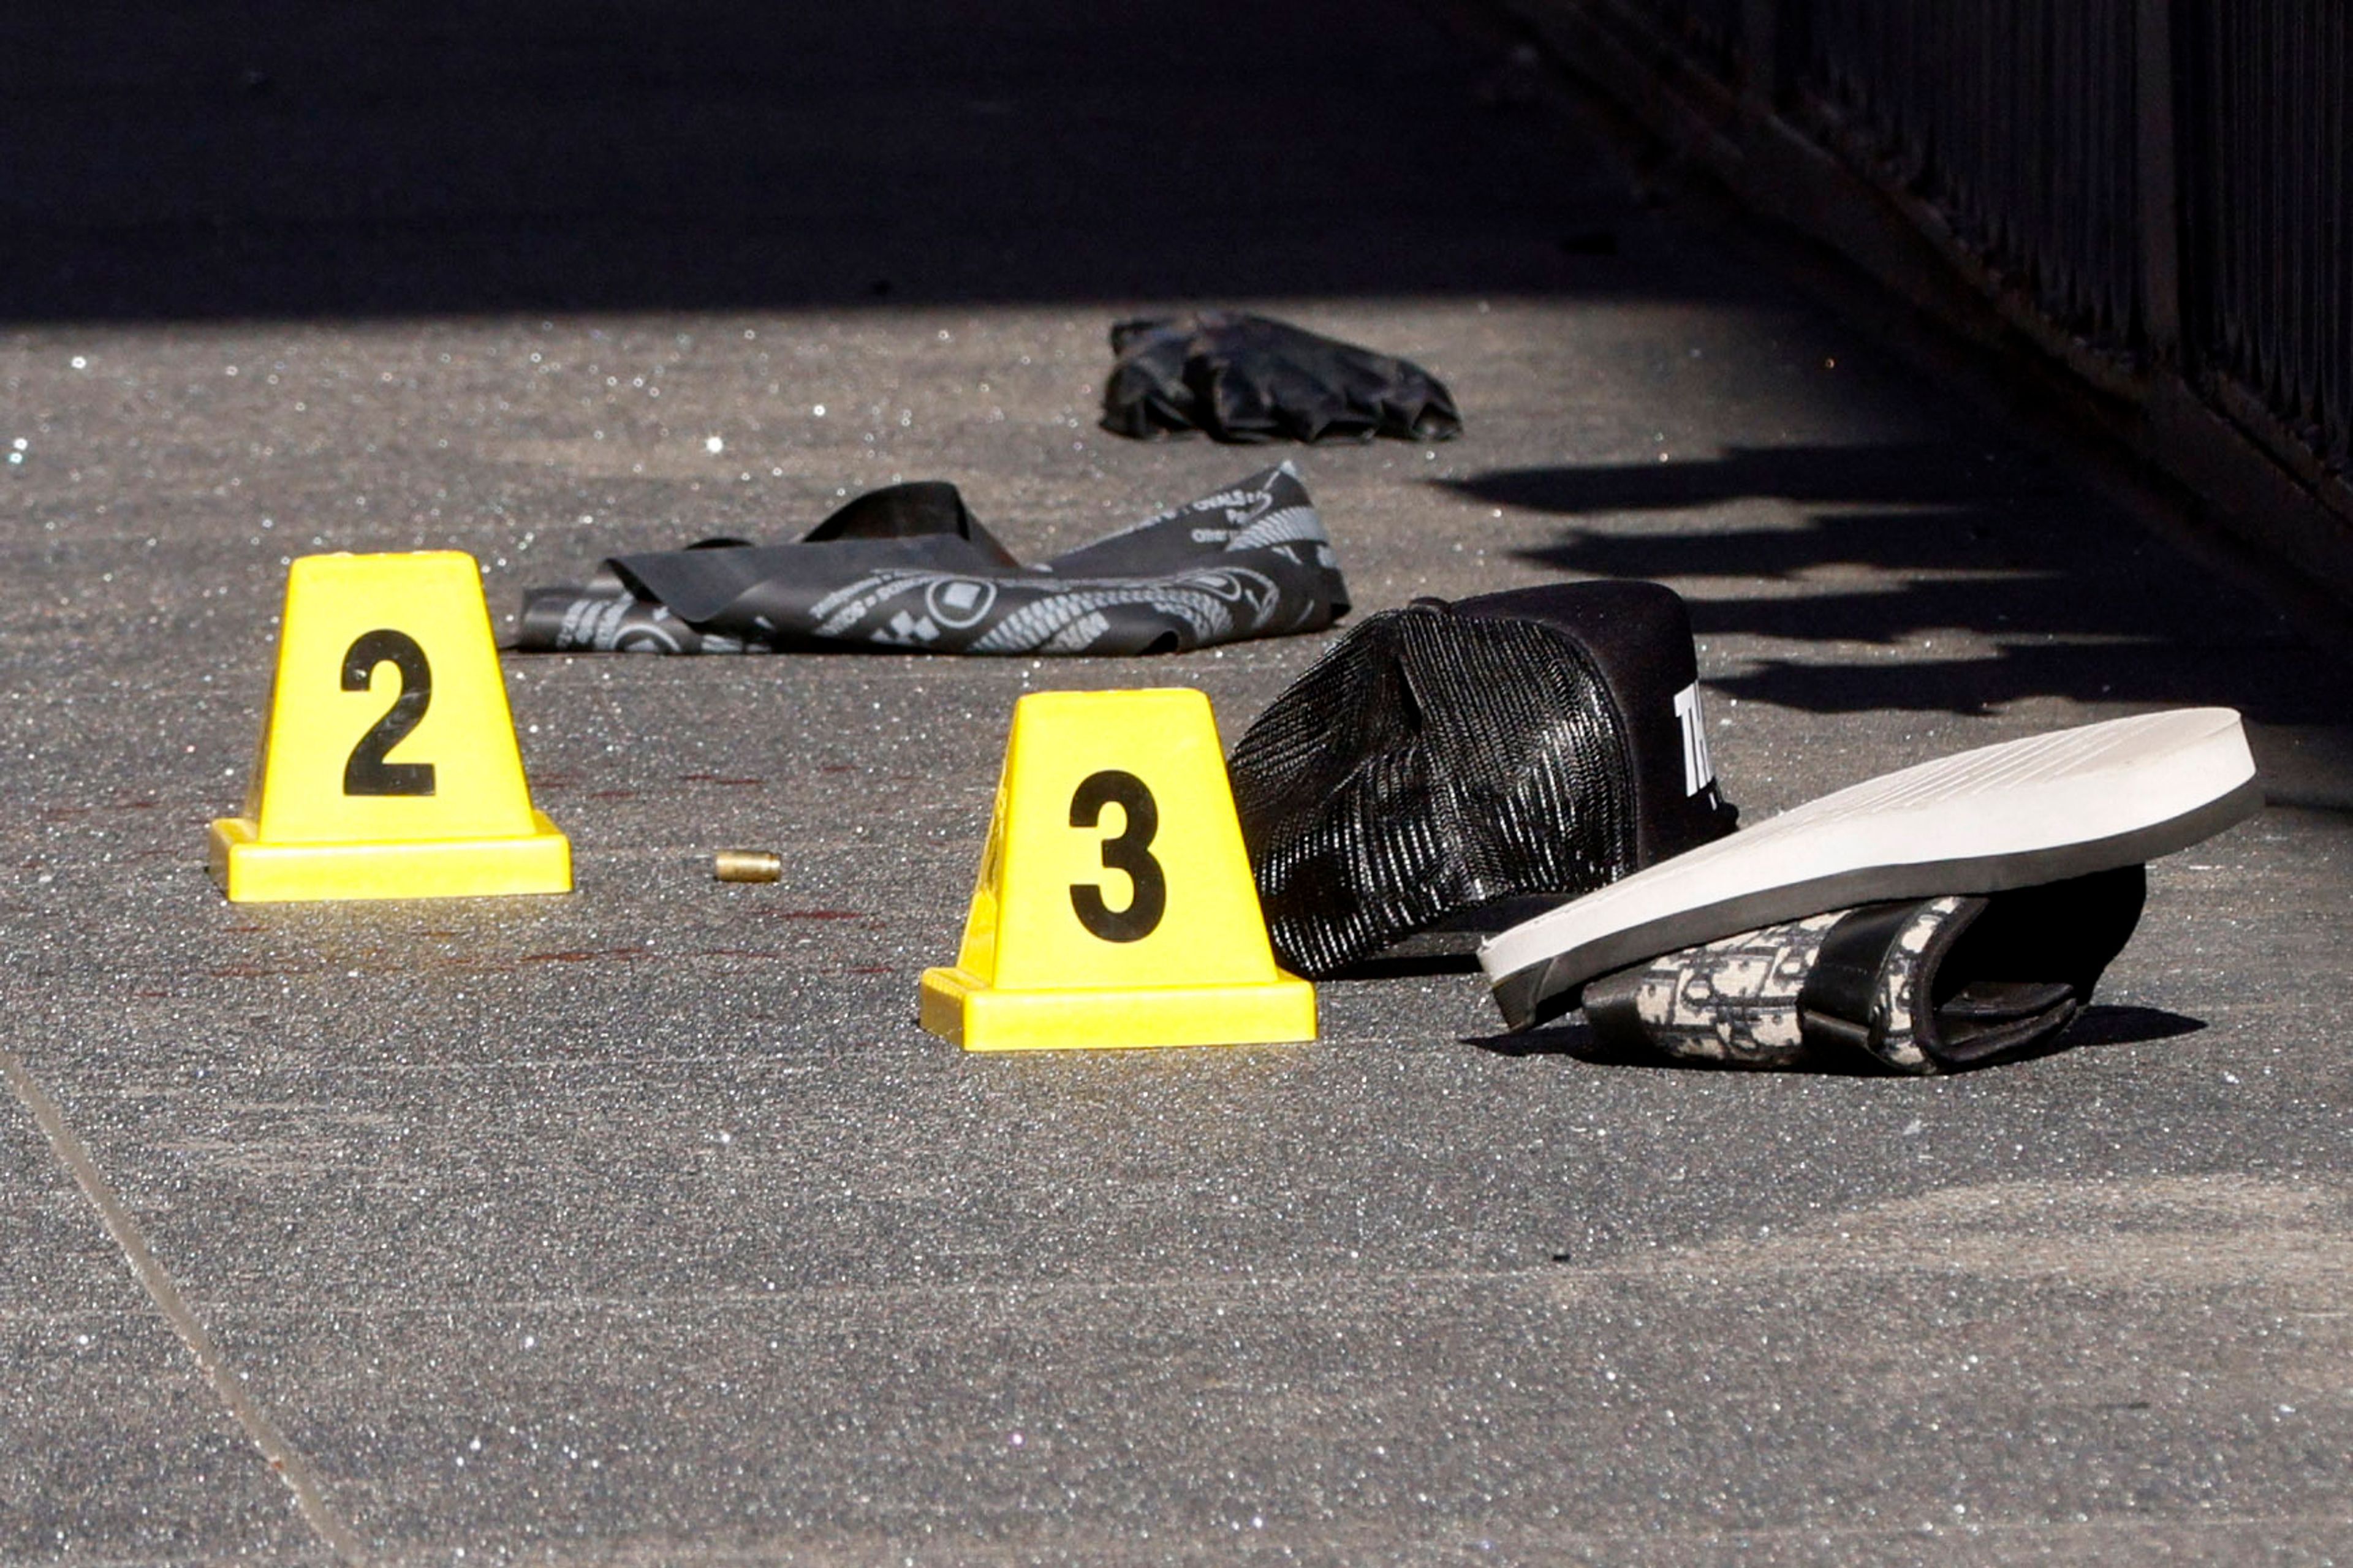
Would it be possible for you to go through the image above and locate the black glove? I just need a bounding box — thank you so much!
[1101,312,1461,444]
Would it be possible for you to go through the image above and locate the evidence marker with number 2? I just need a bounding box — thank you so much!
[920,688,1317,1051]
[209,551,571,902]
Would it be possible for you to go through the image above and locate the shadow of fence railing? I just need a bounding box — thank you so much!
[1495,0,2353,610]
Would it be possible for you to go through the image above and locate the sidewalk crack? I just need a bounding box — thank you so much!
[1,1043,369,1565]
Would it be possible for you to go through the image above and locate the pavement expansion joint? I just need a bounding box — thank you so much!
[0,1041,371,1564]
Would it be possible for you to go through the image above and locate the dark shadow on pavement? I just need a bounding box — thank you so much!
[1327,952,1485,982]
[1463,1003,2204,1072]
[1444,449,2353,722]
[1,0,1664,320]
[2052,1004,2208,1049]
[1449,443,2061,517]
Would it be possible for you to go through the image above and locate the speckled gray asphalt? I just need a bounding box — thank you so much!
[4,2,2350,1563]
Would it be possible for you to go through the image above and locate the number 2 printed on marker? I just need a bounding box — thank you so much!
[341,629,436,797]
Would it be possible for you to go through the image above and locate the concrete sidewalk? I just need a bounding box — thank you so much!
[4,2,2350,1561]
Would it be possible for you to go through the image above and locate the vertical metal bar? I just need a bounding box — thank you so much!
[2330,4,2351,469]
[1741,0,1779,107]
[2137,0,2183,362]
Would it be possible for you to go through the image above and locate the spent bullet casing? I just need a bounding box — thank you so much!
[713,849,782,883]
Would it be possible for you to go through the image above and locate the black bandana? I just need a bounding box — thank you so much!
[517,465,1348,656]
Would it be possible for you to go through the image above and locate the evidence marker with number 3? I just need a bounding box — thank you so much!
[920,688,1317,1051]
[208,551,571,902]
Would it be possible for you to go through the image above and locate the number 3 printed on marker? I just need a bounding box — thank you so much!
[1069,770,1166,942]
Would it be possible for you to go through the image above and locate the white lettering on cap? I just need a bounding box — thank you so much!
[1673,683,1716,796]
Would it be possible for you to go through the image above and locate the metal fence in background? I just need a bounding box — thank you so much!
[2180,0,2352,475]
[1583,0,2351,487]
[1798,0,2145,354]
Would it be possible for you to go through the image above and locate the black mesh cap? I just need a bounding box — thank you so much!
[1229,582,1738,978]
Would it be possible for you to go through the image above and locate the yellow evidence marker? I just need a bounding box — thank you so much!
[208,551,572,902]
[920,687,1316,1051]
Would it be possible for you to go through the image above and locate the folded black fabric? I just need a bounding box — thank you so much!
[1228,583,1739,979]
[1101,313,1462,444]
[1580,866,2147,1073]
[515,465,1348,657]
